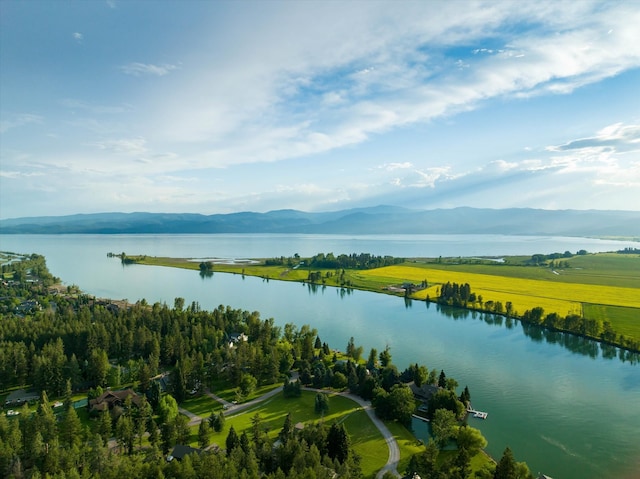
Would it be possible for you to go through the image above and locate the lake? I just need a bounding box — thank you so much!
[1,233,639,479]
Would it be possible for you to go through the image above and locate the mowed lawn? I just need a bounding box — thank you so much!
[357,265,640,338]
[199,390,388,478]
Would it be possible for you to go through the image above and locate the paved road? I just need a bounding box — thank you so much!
[302,387,401,478]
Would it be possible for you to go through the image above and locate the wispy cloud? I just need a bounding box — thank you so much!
[93,137,147,156]
[119,62,179,77]
[548,123,640,153]
[0,113,43,134]
[60,98,132,114]
[72,32,83,43]
[147,1,640,170]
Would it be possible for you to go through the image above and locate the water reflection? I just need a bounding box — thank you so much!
[433,303,640,364]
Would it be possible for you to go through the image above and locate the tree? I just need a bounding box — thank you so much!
[493,447,517,479]
[197,419,211,449]
[414,364,428,387]
[408,438,440,478]
[97,410,112,445]
[174,414,190,444]
[59,405,83,449]
[158,394,179,424]
[379,346,392,368]
[279,413,293,445]
[239,373,257,397]
[431,408,457,448]
[438,370,447,388]
[315,393,329,415]
[174,297,185,311]
[456,425,487,455]
[387,384,415,426]
[427,389,465,419]
[226,426,240,456]
[171,361,188,403]
[332,371,348,389]
[209,411,225,432]
[366,348,378,371]
[115,415,135,454]
[88,348,110,388]
[327,423,350,463]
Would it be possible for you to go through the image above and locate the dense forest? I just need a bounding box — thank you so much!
[0,254,532,478]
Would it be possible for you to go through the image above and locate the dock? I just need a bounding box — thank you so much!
[412,414,429,422]
[466,405,488,419]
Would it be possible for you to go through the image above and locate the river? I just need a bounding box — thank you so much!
[1,234,639,479]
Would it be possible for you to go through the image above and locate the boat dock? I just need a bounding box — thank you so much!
[466,405,488,419]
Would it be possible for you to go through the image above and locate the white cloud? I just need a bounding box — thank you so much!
[119,62,179,77]
[93,137,147,156]
[379,162,413,171]
[548,123,640,153]
[72,32,83,43]
[0,113,43,134]
[140,1,640,171]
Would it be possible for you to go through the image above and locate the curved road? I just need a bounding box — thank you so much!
[198,386,401,478]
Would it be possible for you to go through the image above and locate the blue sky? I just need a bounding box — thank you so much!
[1,0,639,219]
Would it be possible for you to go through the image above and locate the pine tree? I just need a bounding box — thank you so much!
[226,426,240,456]
[327,423,350,464]
[198,420,210,449]
[494,447,517,479]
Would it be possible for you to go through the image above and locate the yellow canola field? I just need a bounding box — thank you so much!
[358,265,640,317]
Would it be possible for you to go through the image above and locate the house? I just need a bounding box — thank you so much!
[409,382,439,402]
[227,332,248,348]
[5,389,40,406]
[167,444,201,461]
[89,389,141,414]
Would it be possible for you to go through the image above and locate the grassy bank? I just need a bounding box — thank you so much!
[124,252,640,347]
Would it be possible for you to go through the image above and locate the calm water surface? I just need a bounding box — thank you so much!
[1,234,639,479]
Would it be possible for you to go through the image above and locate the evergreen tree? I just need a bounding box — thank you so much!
[279,413,293,445]
[96,410,112,445]
[60,405,83,448]
[315,393,329,415]
[494,447,517,479]
[327,423,350,464]
[198,420,210,449]
[438,370,447,388]
[226,426,240,456]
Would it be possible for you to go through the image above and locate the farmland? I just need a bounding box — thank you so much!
[126,251,640,349]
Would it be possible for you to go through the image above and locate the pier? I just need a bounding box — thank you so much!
[466,405,488,419]
[412,414,429,422]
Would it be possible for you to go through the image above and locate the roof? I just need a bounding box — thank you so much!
[169,444,202,460]
[409,382,439,401]
[5,389,40,405]
[89,389,141,411]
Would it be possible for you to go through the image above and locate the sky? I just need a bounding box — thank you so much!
[1,0,640,219]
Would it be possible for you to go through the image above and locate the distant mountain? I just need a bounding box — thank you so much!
[1,207,639,237]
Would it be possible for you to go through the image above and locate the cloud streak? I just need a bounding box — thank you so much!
[119,62,179,77]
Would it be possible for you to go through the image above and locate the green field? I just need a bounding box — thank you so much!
[128,251,640,346]
[193,390,389,478]
[183,389,492,478]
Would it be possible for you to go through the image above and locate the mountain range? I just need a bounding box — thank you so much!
[1,206,639,237]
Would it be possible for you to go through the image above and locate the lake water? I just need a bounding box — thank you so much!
[1,234,639,479]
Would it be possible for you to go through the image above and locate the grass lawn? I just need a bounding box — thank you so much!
[192,390,388,478]
[180,393,222,417]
